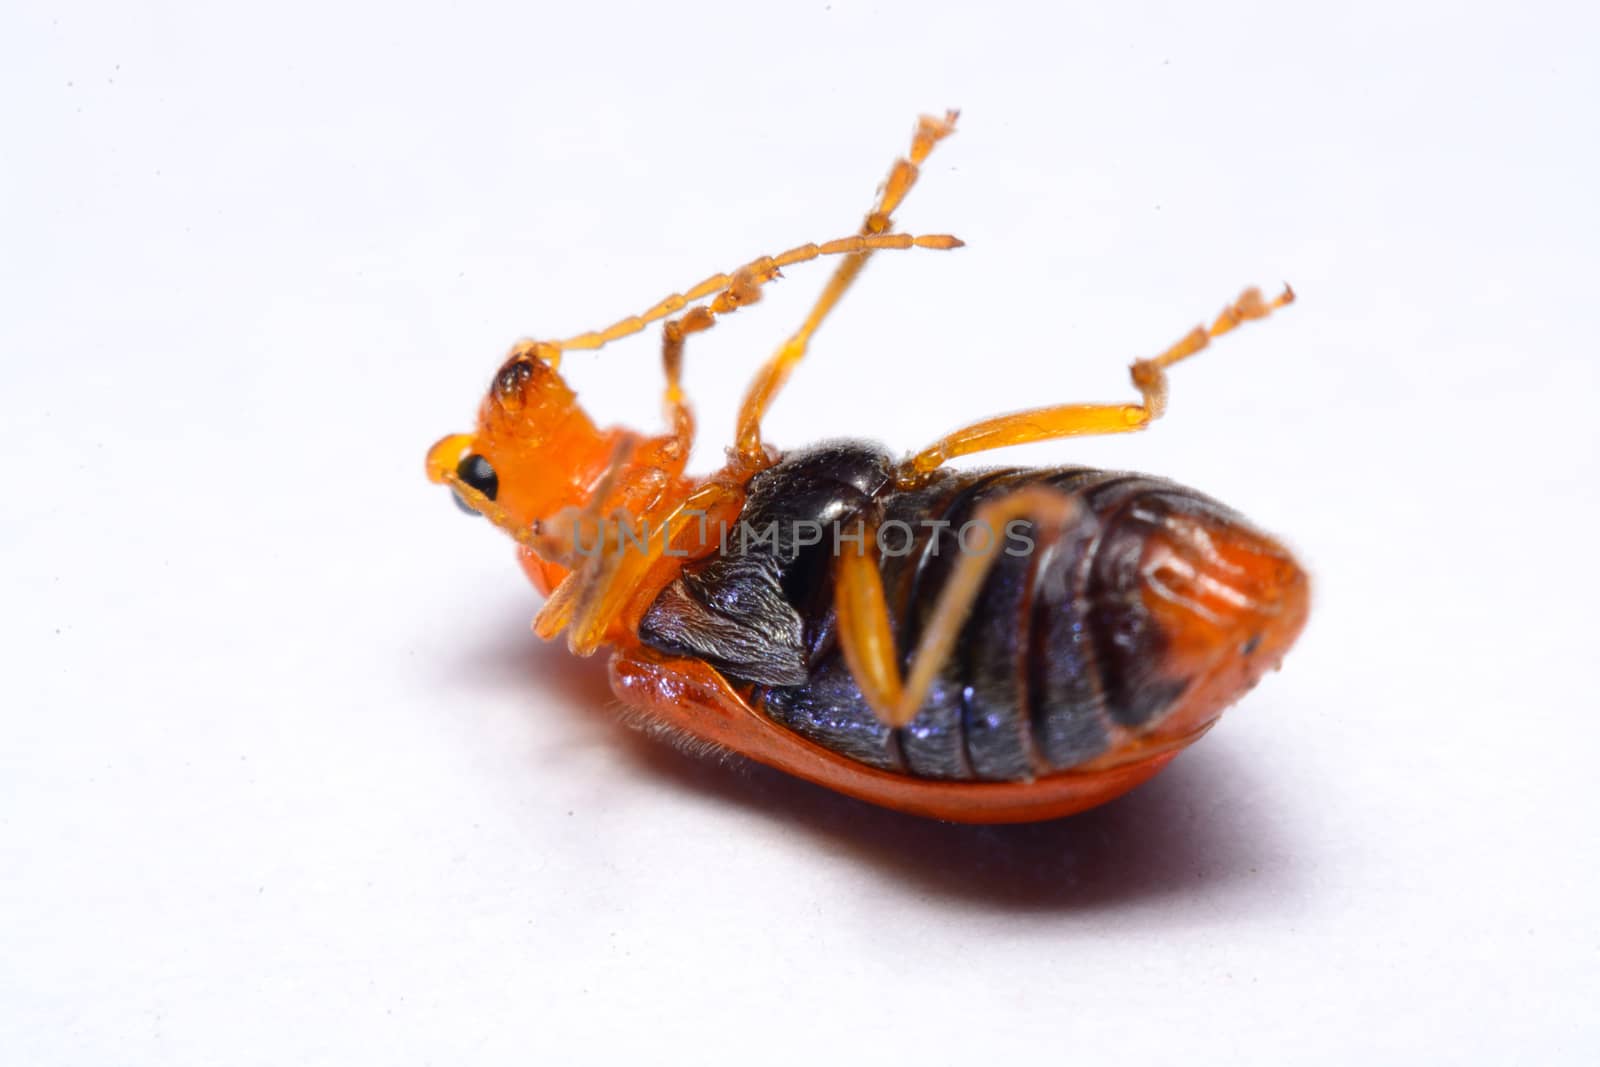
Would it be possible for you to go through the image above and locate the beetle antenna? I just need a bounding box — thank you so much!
[552,231,962,356]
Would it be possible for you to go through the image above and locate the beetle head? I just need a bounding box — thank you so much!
[426,342,614,542]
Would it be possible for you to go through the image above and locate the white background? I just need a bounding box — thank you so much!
[4,2,1596,1063]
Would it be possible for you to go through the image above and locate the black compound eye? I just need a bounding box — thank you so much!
[452,454,499,514]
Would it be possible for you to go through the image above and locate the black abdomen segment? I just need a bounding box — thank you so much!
[639,442,1236,783]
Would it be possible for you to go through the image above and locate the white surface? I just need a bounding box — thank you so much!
[3,2,1597,1063]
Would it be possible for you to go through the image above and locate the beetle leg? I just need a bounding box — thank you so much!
[656,232,962,451]
[528,436,642,640]
[656,268,766,453]
[834,487,1084,729]
[903,285,1296,479]
[554,478,750,656]
[733,110,961,464]
[522,427,750,655]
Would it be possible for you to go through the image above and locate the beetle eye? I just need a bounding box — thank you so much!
[452,454,499,514]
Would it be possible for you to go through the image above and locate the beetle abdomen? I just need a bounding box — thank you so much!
[640,441,1307,783]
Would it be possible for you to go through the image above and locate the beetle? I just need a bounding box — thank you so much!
[426,111,1308,823]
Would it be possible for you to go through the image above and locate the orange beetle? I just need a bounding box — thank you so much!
[427,112,1308,823]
